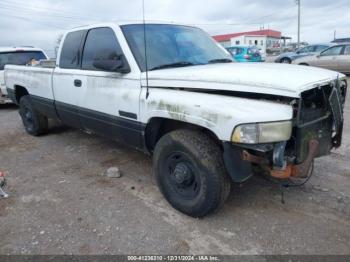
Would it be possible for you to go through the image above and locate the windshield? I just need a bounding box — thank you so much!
[0,51,46,70]
[248,47,260,55]
[121,24,232,71]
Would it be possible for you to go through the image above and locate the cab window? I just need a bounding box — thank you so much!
[59,30,86,69]
[82,27,124,71]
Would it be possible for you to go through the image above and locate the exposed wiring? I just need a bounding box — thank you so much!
[259,161,316,205]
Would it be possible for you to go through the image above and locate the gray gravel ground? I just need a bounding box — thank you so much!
[0,80,349,255]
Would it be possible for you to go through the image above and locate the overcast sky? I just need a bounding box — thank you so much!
[0,0,349,57]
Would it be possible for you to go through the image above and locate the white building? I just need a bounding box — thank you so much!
[213,29,282,54]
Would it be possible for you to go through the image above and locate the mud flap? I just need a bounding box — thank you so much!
[223,143,253,183]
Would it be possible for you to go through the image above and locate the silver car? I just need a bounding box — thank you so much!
[292,44,350,74]
[274,44,332,64]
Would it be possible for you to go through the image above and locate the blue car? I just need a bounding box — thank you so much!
[275,44,333,64]
[226,46,263,62]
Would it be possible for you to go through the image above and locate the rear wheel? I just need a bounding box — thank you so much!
[19,95,48,136]
[280,57,291,64]
[153,129,231,218]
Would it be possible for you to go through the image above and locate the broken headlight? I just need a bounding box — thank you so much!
[231,121,292,144]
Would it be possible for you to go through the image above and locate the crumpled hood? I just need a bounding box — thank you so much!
[144,63,344,98]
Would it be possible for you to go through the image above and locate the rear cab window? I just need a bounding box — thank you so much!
[81,27,124,71]
[59,30,86,69]
[0,51,46,70]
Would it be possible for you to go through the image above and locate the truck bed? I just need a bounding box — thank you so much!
[5,63,55,102]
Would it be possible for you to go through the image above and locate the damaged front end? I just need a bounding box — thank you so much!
[224,78,347,183]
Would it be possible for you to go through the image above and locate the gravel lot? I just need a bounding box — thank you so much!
[0,80,350,255]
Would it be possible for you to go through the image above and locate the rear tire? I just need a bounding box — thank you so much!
[19,95,48,136]
[153,129,231,218]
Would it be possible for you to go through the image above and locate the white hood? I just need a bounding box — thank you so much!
[144,63,344,98]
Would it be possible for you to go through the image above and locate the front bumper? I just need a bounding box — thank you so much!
[223,81,346,183]
[223,139,320,182]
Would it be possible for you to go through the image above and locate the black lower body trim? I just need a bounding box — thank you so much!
[31,95,58,119]
[78,106,145,150]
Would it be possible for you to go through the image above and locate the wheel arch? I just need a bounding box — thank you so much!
[144,117,222,154]
[14,85,29,104]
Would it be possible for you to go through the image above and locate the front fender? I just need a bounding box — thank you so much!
[140,88,293,141]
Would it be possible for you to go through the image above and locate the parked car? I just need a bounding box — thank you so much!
[5,22,347,217]
[226,46,263,62]
[0,47,47,104]
[293,44,350,74]
[274,44,333,64]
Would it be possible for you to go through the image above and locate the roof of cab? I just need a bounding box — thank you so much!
[68,20,192,31]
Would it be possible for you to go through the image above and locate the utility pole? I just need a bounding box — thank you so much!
[296,0,301,48]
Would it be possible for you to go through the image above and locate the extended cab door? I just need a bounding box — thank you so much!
[78,27,143,148]
[53,30,87,128]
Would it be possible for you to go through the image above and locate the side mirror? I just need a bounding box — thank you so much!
[316,54,321,58]
[93,52,130,73]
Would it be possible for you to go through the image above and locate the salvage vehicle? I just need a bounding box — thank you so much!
[293,44,350,74]
[5,22,347,217]
[0,47,47,104]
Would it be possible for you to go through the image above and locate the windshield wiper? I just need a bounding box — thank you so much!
[150,61,194,71]
[208,58,233,64]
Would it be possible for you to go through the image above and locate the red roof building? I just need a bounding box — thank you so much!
[212,29,283,53]
[213,29,282,42]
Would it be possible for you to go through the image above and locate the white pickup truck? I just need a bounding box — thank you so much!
[0,47,47,103]
[5,22,347,217]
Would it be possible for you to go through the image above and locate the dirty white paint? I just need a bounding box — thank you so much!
[144,62,345,98]
[140,88,293,141]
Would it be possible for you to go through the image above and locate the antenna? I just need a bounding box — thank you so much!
[143,0,150,99]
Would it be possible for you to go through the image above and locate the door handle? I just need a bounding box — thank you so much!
[74,79,82,87]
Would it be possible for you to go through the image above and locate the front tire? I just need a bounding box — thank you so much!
[153,129,231,218]
[19,95,48,136]
[280,57,291,64]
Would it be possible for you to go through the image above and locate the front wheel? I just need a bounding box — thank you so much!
[19,95,48,136]
[153,129,231,218]
[280,58,291,64]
